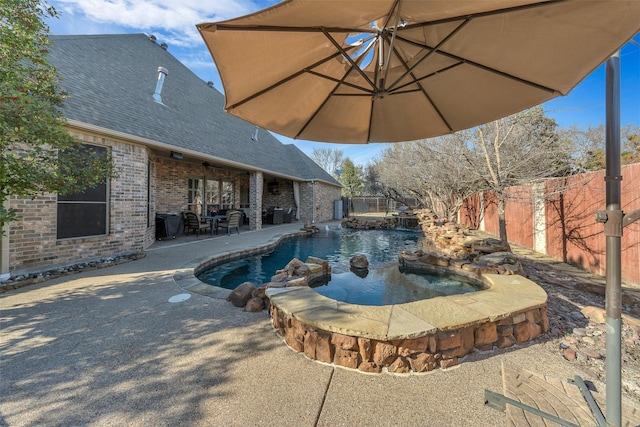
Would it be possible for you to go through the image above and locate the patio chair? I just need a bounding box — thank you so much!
[283,208,293,223]
[183,211,211,237]
[217,210,242,235]
[265,207,284,224]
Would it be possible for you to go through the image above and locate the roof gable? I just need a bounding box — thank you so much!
[48,34,337,184]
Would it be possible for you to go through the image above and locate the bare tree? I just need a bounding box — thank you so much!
[376,135,480,220]
[311,148,343,178]
[462,106,571,243]
[375,143,428,207]
[560,125,606,171]
[561,124,640,171]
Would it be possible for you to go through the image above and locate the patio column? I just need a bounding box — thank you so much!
[249,171,263,231]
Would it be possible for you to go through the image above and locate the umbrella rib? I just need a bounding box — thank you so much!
[386,48,456,132]
[305,34,379,94]
[379,0,401,31]
[381,0,403,89]
[322,29,377,91]
[227,45,360,111]
[306,70,374,95]
[295,48,377,139]
[386,18,471,93]
[294,77,346,140]
[205,24,376,35]
[392,63,463,93]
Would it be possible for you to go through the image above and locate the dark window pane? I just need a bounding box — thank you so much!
[58,182,107,202]
[58,145,108,202]
[57,203,107,239]
[57,143,109,239]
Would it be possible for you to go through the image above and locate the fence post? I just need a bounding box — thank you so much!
[479,192,485,231]
[532,182,546,254]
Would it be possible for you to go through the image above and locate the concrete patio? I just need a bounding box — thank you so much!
[1,222,637,426]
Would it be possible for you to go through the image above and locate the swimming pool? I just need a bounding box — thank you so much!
[197,228,483,306]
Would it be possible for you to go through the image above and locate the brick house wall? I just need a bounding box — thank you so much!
[298,181,342,223]
[262,192,296,210]
[154,159,250,215]
[262,178,296,212]
[6,128,341,276]
[8,129,153,274]
[259,179,342,224]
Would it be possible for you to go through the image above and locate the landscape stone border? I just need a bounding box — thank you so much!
[0,251,145,293]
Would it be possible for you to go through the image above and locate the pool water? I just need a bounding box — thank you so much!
[197,228,482,306]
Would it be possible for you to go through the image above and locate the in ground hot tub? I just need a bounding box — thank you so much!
[266,273,548,374]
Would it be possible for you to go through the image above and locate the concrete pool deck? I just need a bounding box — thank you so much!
[1,221,638,426]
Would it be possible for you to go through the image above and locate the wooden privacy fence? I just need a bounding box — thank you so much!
[460,163,640,285]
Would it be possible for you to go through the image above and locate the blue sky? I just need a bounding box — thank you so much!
[46,0,640,166]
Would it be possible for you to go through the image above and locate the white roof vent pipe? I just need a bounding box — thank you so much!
[153,67,168,105]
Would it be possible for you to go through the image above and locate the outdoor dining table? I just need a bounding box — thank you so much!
[201,214,227,236]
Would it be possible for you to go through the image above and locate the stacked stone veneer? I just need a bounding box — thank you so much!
[270,303,548,373]
[341,213,420,230]
[269,254,549,373]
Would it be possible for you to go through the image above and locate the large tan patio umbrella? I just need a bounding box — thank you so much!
[198,1,640,425]
[197,0,640,144]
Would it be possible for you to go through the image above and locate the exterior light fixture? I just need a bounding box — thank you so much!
[170,151,183,160]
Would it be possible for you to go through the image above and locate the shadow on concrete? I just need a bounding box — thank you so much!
[0,272,284,426]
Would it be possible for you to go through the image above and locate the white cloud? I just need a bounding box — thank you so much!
[53,0,271,43]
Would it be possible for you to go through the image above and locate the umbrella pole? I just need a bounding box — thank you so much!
[604,51,622,427]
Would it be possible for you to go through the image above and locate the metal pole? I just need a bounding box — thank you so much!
[605,51,622,427]
[311,181,316,223]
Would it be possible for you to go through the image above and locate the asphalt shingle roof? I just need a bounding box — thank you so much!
[48,34,338,184]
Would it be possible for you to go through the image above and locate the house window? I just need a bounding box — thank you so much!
[221,180,234,209]
[239,184,249,209]
[188,177,203,215]
[205,179,220,215]
[57,145,109,239]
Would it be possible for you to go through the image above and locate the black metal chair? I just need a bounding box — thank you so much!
[182,211,211,237]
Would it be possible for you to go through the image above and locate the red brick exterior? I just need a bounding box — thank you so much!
[6,127,341,276]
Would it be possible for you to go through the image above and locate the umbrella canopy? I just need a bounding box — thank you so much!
[198,0,640,144]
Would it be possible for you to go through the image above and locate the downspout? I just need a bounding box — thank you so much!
[0,199,10,282]
[311,181,316,224]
